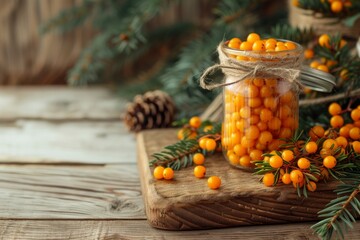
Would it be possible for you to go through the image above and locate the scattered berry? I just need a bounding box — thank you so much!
[208,176,221,189]
[189,116,202,128]
[163,167,174,180]
[153,166,165,180]
[263,172,275,187]
[193,153,205,165]
[194,165,206,178]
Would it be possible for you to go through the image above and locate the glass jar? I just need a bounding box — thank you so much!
[221,40,303,169]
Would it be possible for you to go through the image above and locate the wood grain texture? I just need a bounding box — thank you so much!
[1,220,360,240]
[0,164,144,219]
[0,87,125,120]
[137,129,344,230]
[0,120,135,164]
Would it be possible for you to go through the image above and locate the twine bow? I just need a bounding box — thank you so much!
[200,42,303,90]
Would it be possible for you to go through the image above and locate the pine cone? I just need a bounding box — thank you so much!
[124,90,176,132]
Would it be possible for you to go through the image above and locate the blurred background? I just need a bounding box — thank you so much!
[1,0,359,121]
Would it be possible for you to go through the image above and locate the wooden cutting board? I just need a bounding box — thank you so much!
[137,129,338,230]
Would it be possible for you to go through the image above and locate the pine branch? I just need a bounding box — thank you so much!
[311,180,360,240]
[299,88,360,106]
[270,23,315,44]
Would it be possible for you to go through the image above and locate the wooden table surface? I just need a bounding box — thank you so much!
[0,86,359,240]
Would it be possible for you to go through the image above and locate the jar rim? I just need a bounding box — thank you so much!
[222,39,303,59]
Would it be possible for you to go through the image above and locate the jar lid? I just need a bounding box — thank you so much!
[300,66,336,92]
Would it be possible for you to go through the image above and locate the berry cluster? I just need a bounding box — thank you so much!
[256,101,360,194]
[305,34,347,75]
[293,0,355,14]
[153,116,222,190]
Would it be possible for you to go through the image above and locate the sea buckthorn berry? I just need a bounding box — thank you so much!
[153,166,165,180]
[279,105,291,119]
[228,38,242,49]
[163,167,174,180]
[319,34,331,48]
[351,109,360,121]
[349,127,360,140]
[323,156,337,169]
[241,136,255,148]
[340,69,349,81]
[260,108,273,122]
[330,115,344,128]
[239,155,252,167]
[309,125,325,140]
[290,170,304,183]
[233,144,247,156]
[252,40,265,51]
[177,128,197,140]
[320,148,333,158]
[247,85,259,98]
[193,153,205,165]
[352,141,360,153]
[199,137,209,149]
[255,142,267,151]
[205,138,217,151]
[305,141,318,153]
[269,155,283,168]
[208,176,221,189]
[249,97,262,108]
[189,116,201,128]
[263,172,275,187]
[228,153,240,165]
[275,45,287,51]
[304,49,314,59]
[194,165,206,178]
[268,139,285,151]
[203,125,213,133]
[265,78,277,87]
[323,139,338,150]
[339,125,351,138]
[310,61,320,68]
[253,78,264,87]
[335,136,348,148]
[328,102,342,116]
[307,181,317,192]
[282,150,294,162]
[249,149,263,161]
[240,41,253,51]
[268,117,282,130]
[282,173,292,184]
[247,33,261,43]
[331,1,343,13]
[317,64,329,73]
[264,97,278,110]
[258,131,273,145]
[240,106,251,118]
[297,157,311,169]
[285,42,296,50]
[245,125,260,140]
[257,121,268,131]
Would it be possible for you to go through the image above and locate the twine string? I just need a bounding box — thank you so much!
[200,42,303,90]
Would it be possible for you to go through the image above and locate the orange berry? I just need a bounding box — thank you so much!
[194,165,206,178]
[189,116,201,128]
[307,181,317,192]
[268,117,282,130]
[305,141,318,153]
[263,172,275,187]
[340,69,349,81]
[290,170,304,184]
[310,61,320,68]
[323,156,337,169]
[240,106,251,118]
[264,97,278,110]
[228,153,240,165]
[240,41,253,51]
[304,49,314,59]
[309,125,325,140]
[285,42,297,50]
[330,115,344,128]
[351,109,360,122]
[241,136,255,148]
[257,121,268,131]
[349,127,360,140]
[260,108,273,122]
[252,40,265,51]
[247,33,261,43]
[328,103,342,116]
[282,150,294,161]
[177,128,197,140]
[335,136,348,148]
[249,149,263,161]
[258,131,273,145]
[282,173,292,184]
[153,166,165,180]
[205,138,217,151]
[275,45,288,51]
[269,155,283,168]
[199,137,209,149]
[245,125,260,140]
[247,85,260,98]
[228,38,242,49]
[297,157,311,169]
[233,144,247,156]
[317,64,329,73]
[260,86,274,98]
[339,125,351,138]
[163,167,174,180]
[352,141,360,153]
[193,153,205,165]
[278,128,292,139]
[318,34,331,48]
[323,139,338,150]
[207,176,221,189]
[331,1,343,13]
[239,155,252,167]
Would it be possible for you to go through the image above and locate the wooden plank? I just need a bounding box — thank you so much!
[0,220,359,239]
[0,121,135,164]
[0,87,125,121]
[137,129,344,230]
[0,164,145,219]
